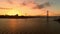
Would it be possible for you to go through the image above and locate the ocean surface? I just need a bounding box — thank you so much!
[0,17,60,34]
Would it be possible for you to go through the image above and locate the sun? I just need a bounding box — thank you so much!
[6,8,22,16]
[7,10,18,15]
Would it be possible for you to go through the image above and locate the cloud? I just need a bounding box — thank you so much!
[7,0,13,4]
[0,0,52,16]
[0,7,12,9]
[32,2,50,9]
[6,0,50,9]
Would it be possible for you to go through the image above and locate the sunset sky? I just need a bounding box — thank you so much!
[0,0,60,16]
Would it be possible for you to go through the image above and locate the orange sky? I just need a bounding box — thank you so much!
[0,0,59,16]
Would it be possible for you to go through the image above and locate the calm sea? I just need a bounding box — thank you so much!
[0,17,60,34]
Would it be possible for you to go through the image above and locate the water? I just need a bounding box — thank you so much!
[0,17,60,34]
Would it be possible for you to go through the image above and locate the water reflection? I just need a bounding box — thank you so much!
[0,18,60,34]
[8,19,17,33]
